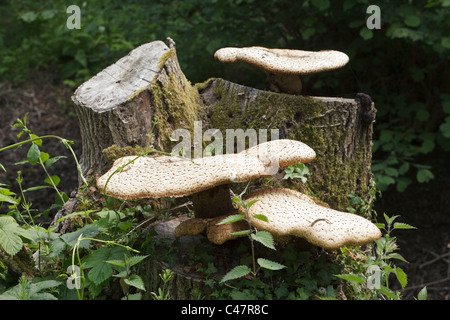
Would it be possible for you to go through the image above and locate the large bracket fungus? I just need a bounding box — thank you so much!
[214,46,349,95]
[96,139,316,219]
[237,188,381,250]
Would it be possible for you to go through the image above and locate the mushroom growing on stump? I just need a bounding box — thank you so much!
[96,139,316,221]
[96,153,266,219]
[173,139,316,242]
[238,188,381,250]
[214,46,349,95]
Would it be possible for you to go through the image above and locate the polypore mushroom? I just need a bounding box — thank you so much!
[239,139,316,174]
[96,139,316,244]
[96,153,268,218]
[238,188,381,250]
[214,46,349,95]
[97,139,316,219]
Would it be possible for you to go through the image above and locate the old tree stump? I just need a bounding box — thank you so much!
[69,39,377,299]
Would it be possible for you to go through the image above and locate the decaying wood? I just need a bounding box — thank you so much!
[70,40,377,299]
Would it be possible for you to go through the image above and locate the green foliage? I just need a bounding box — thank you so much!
[219,196,286,299]
[0,276,61,300]
[283,163,310,183]
[336,213,417,300]
[0,216,32,256]
[150,269,174,300]
[0,116,151,300]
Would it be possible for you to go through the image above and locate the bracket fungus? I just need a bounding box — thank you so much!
[238,188,381,250]
[214,46,349,95]
[96,139,316,220]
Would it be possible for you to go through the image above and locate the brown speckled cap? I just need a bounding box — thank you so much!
[240,139,316,174]
[96,153,270,200]
[214,47,349,75]
[239,188,381,250]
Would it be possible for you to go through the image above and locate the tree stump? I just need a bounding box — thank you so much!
[70,40,377,299]
[72,39,203,181]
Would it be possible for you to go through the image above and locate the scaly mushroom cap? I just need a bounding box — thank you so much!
[214,47,349,75]
[96,154,269,200]
[240,139,316,173]
[239,188,381,250]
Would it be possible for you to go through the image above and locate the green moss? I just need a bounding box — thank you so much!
[207,78,371,211]
[102,144,154,167]
[150,51,204,153]
[157,48,177,70]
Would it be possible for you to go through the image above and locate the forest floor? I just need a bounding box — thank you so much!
[0,73,449,300]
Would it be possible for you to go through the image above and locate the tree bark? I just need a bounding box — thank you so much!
[197,78,376,211]
[72,39,202,181]
[70,40,377,299]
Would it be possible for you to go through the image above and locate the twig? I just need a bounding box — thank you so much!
[419,251,450,269]
[403,277,450,291]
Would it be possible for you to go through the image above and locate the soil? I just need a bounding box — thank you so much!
[0,73,448,300]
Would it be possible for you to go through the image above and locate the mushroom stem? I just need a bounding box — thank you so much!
[190,184,235,218]
[266,72,303,95]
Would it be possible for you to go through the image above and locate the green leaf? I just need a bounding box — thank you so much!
[302,27,316,40]
[127,255,149,267]
[29,134,42,147]
[44,175,61,187]
[393,222,416,230]
[396,177,412,192]
[251,231,275,250]
[217,214,245,225]
[416,168,434,183]
[39,152,49,163]
[220,265,251,283]
[257,258,286,271]
[60,224,99,249]
[0,188,18,205]
[45,156,67,169]
[122,293,142,300]
[20,11,38,23]
[404,15,421,27]
[83,246,129,285]
[395,267,408,289]
[124,275,146,291]
[385,253,409,263]
[417,286,427,300]
[378,285,400,300]
[0,216,26,256]
[27,144,41,165]
[441,37,450,49]
[335,273,365,284]
[440,120,450,138]
[360,28,373,40]
[252,214,268,222]
[246,199,259,208]
[311,0,330,10]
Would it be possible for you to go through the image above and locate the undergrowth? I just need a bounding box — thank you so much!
[0,114,424,300]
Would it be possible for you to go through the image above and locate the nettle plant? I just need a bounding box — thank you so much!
[218,196,286,299]
[0,114,155,300]
[337,192,420,300]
